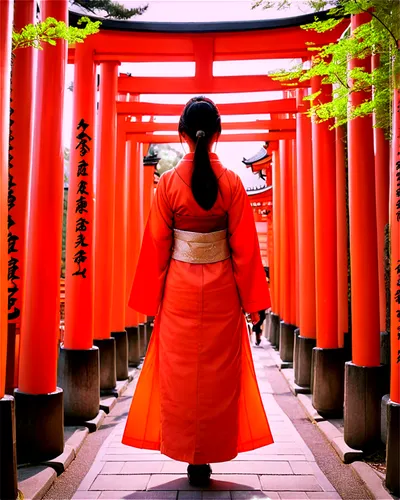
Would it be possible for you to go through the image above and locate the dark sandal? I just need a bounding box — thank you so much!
[187,464,212,487]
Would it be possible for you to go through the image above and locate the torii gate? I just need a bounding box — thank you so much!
[1,2,399,498]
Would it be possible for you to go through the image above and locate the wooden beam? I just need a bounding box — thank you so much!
[118,74,306,94]
[117,99,297,116]
[124,119,296,132]
[125,131,296,143]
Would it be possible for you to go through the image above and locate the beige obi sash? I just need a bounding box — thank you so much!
[172,229,230,264]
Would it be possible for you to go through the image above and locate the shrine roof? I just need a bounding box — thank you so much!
[70,9,335,34]
[242,147,268,165]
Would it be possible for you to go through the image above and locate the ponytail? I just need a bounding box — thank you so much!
[191,131,218,211]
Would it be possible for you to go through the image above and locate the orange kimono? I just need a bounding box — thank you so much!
[123,152,273,464]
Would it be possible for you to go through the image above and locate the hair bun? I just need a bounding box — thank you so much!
[196,130,206,138]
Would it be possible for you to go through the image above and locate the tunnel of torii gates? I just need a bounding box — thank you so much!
[0,0,400,497]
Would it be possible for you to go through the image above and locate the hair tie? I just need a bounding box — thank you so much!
[196,130,206,138]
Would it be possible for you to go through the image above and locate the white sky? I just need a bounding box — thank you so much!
[64,0,314,188]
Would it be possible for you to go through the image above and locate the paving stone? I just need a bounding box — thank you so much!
[306,494,341,499]
[65,426,89,455]
[101,462,125,474]
[72,492,101,499]
[78,462,104,491]
[99,492,177,499]
[289,462,313,475]
[231,492,279,499]
[278,493,308,499]
[121,462,165,474]
[102,454,173,462]
[90,474,150,491]
[233,455,308,462]
[260,476,323,492]
[212,461,292,475]
[18,465,57,500]
[202,493,232,499]
[100,396,117,414]
[148,475,262,492]
[178,492,202,499]
[42,444,75,475]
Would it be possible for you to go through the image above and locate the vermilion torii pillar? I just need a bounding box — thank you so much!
[93,61,119,391]
[6,0,35,394]
[0,0,18,497]
[16,0,66,464]
[311,76,344,416]
[111,112,129,381]
[344,13,386,451]
[294,89,316,389]
[279,138,296,363]
[270,144,281,347]
[372,53,390,364]
[386,56,400,497]
[58,39,100,422]
[125,139,143,367]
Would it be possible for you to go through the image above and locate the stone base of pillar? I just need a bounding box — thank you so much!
[381,394,390,444]
[265,311,272,342]
[279,322,296,362]
[294,333,316,389]
[126,326,141,367]
[343,332,352,362]
[138,323,147,358]
[270,313,280,348]
[14,387,64,464]
[385,399,400,497]
[111,331,129,380]
[93,338,116,391]
[0,395,18,500]
[380,331,390,366]
[57,346,100,422]
[312,348,345,417]
[344,362,388,450]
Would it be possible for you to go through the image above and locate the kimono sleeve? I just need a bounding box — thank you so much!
[228,175,271,314]
[129,174,173,316]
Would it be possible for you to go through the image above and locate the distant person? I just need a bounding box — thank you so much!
[123,97,273,487]
[253,309,266,346]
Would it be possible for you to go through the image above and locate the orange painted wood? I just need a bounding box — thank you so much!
[117,99,297,116]
[19,0,67,394]
[118,75,307,94]
[111,115,129,332]
[272,149,281,316]
[296,90,316,338]
[7,0,35,327]
[291,139,299,327]
[348,14,380,366]
[125,140,141,328]
[372,54,390,334]
[336,125,348,348]
[93,62,119,340]
[0,0,13,399]
[126,132,296,144]
[64,41,96,349]
[390,85,400,404]
[311,76,338,349]
[125,119,296,132]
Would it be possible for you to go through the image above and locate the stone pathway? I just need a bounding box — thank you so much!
[73,343,341,500]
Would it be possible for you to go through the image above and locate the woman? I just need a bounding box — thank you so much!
[123,97,273,487]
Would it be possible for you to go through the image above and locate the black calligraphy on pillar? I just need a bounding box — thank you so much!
[396,97,400,364]
[73,118,91,279]
[7,93,20,320]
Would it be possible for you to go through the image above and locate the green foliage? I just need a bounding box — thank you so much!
[71,0,148,20]
[252,0,330,11]
[255,0,400,133]
[12,16,100,52]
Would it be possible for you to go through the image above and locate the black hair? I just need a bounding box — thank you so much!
[178,96,221,211]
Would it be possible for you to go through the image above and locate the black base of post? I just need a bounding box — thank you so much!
[312,347,345,417]
[343,332,352,362]
[111,330,129,380]
[126,326,141,367]
[138,323,146,358]
[380,331,390,366]
[270,313,280,348]
[57,346,99,422]
[386,399,400,497]
[294,333,316,389]
[0,396,18,500]
[93,338,116,391]
[344,362,388,450]
[14,387,64,464]
[279,322,296,362]
[381,394,389,444]
[265,310,272,342]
